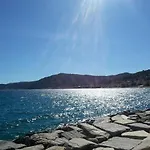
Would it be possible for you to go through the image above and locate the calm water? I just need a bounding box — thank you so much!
[0,88,150,140]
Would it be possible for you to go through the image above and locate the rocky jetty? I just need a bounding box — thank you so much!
[1,109,150,150]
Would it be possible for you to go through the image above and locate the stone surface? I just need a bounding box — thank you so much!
[144,121,150,125]
[121,130,150,139]
[100,137,141,150]
[67,138,97,150]
[94,122,130,136]
[0,140,26,150]
[128,114,139,120]
[78,123,110,138]
[49,138,68,146]
[94,116,111,124]
[111,115,128,121]
[69,126,83,132]
[61,130,85,140]
[29,130,64,146]
[127,123,150,132]
[93,148,114,150]
[145,110,150,116]
[18,144,44,150]
[112,114,135,125]
[46,146,66,150]
[132,136,150,150]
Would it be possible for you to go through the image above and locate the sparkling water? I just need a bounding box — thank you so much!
[0,88,150,140]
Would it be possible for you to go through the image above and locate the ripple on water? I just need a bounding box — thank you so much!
[0,88,150,140]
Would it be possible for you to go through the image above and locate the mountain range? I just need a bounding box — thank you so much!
[0,69,150,89]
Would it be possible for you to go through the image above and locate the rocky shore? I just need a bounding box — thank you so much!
[1,109,150,150]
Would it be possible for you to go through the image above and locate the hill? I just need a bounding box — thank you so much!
[0,70,150,89]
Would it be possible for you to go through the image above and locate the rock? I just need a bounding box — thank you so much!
[67,138,97,150]
[111,115,129,121]
[100,137,141,150]
[94,122,130,136]
[127,123,150,132]
[121,130,150,139]
[145,110,150,116]
[111,115,135,125]
[128,114,139,120]
[132,136,150,150]
[144,121,150,125]
[17,144,44,150]
[0,140,26,150]
[68,126,83,132]
[46,146,66,150]
[50,138,68,146]
[88,135,109,144]
[61,130,85,140]
[57,125,82,132]
[93,147,114,150]
[136,112,150,122]
[78,123,110,139]
[94,116,111,124]
[29,130,64,147]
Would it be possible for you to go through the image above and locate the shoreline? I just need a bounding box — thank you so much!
[1,108,150,150]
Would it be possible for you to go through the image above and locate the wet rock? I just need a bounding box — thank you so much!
[127,123,150,132]
[78,123,110,141]
[0,140,26,150]
[100,137,141,150]
[46,146,66,150]
[67,138,97,150]
[61,130,85,140]
[132,136,150,150]
[18,144,44,150]
[121,130,150,139]
[94,122,130,136]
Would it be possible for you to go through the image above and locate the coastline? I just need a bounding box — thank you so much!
[1,108,150,150]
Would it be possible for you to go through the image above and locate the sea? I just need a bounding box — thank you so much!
[0,88,150,140]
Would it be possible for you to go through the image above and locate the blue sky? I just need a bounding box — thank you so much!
[0,0,150,83]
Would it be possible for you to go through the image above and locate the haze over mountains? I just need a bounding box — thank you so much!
[0,70,150,89]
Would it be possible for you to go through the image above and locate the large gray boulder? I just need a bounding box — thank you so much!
[132,136,150,150]
[78,123,110,138]
[61,130,85,140]
[67,138,97,150]
[93,122,130,136]
[127,123,150,132]
[100,137,141,150]
[28,130,64,147]
[121,130,150,139]
[0,140,26,150]
[111,114,135,125]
